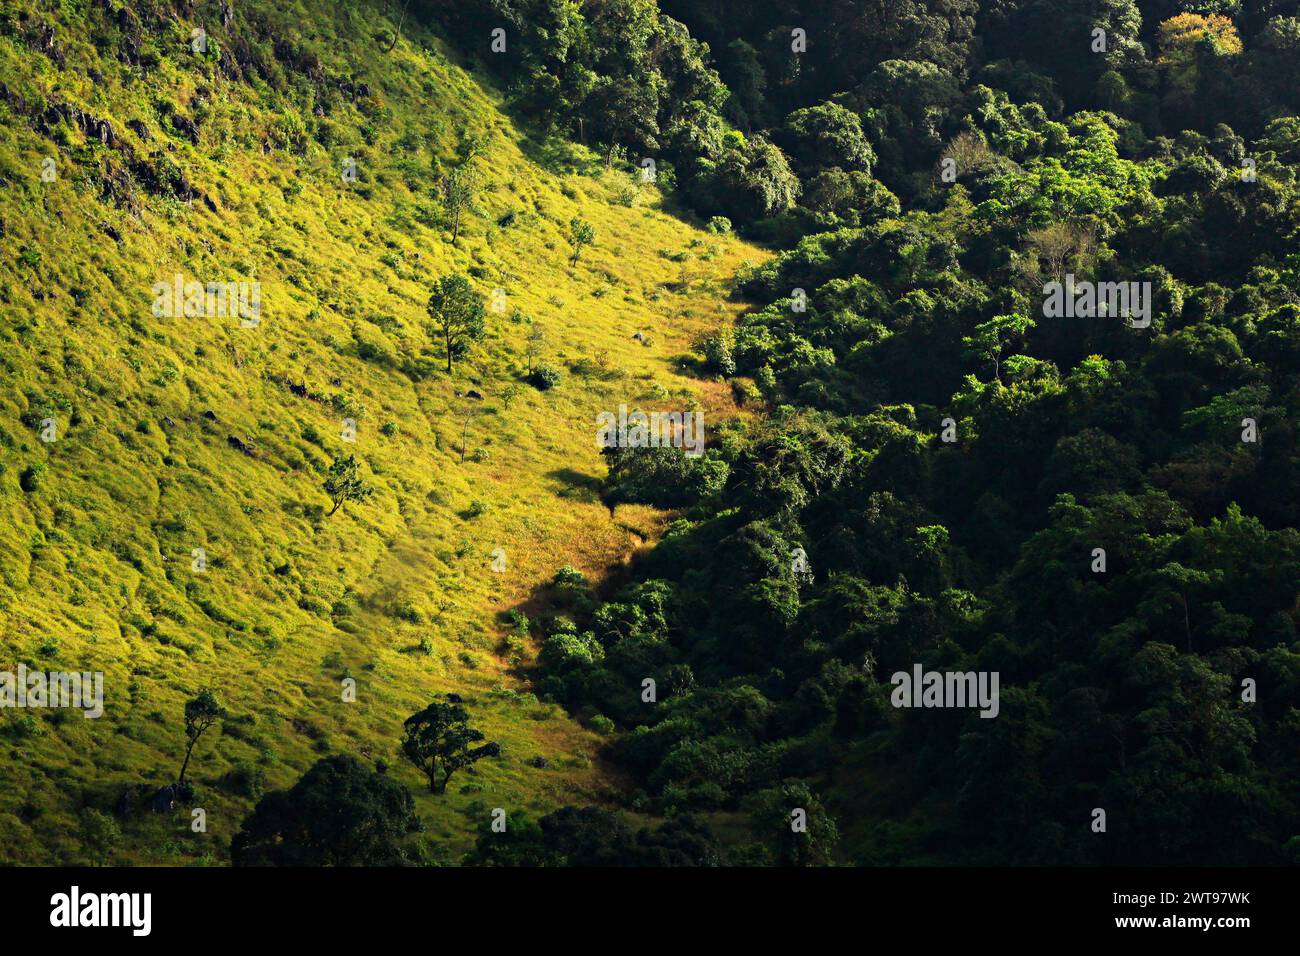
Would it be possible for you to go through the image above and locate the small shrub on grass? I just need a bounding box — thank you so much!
[19,464,45,493]
[224,761,266,799]
[529,364,561,390]
[553,566,587,587]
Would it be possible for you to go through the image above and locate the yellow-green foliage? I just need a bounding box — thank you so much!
[0,0,765,863]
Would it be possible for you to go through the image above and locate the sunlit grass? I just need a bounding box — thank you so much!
[0,0,767,863]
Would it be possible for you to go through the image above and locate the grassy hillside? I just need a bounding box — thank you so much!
[0,0,764,864]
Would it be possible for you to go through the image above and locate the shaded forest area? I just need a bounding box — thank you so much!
[426,0,1300,865]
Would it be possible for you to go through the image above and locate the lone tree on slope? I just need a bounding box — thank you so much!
[323,453,374,517]
[179,688,225,786]
[400,700,500,793]
[440,139,482,246]
[426,273,486,373]
[569,217,594,266]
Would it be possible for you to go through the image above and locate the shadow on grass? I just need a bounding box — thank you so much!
[517,132,605,178]
[545,466,604,505]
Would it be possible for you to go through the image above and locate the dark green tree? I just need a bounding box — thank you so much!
[78,808,121,866]
[231,755,420,866]
[178,689,225,786]
[400,701,501,793]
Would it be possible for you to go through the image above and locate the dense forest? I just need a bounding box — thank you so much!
[425,0,1300,865]
[1,0,1297,868]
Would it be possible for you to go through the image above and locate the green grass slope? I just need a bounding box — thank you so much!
[0,0,764,864]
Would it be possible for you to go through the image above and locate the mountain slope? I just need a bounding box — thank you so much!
[0,0,764,863]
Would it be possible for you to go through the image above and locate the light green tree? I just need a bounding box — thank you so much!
[323,453,374,517]
[963,313,1035,382]
[569,217,594,266]
[426,273,486,373]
